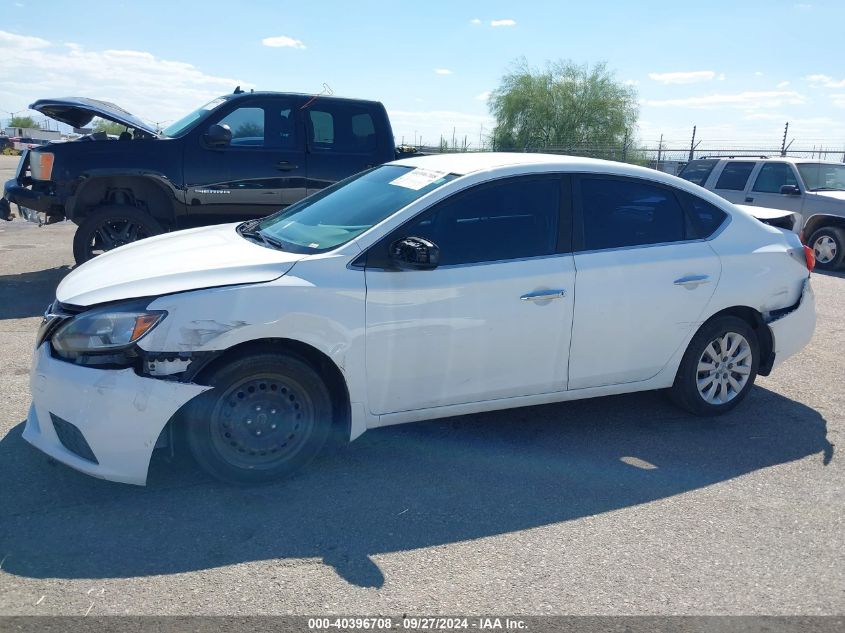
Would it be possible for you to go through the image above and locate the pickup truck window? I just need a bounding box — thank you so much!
[752,163,798,193]
[797,163,845,191]
[715,161,755,191]
[256,165,457,253]
[218,107,265,146]
[308,103,378,153]
[162,97,227,138]
[679,159,718,186]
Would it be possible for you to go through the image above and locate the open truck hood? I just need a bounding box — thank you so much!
[57,223,307,306]
[29,97,159,136]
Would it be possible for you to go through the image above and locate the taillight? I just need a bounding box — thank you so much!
[803,244,815,272]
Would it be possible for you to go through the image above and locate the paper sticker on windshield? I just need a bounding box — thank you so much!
[389,168,449,190]
[202,98,226,110]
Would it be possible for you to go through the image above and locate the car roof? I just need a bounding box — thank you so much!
[391,152,662,177]
[698,156,842,165]
[225,91,383,106]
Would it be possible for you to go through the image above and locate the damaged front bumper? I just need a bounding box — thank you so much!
[767,278,816,371]
[24,343,210,485]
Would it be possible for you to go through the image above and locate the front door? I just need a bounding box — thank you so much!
[568,175,722,390]
[745,161,805,212]
[182,98,306,224]
[365,175,574,415]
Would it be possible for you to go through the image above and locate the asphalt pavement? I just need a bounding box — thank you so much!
[0,189,842,615]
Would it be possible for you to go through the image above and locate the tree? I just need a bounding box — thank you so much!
[92,118,128,136]
[9,115,38,129]
[490,59,638,154]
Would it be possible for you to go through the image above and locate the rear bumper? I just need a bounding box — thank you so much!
[24,343,210,485]
[768,278,816,371]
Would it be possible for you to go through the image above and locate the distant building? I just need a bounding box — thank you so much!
[4,127,62,141]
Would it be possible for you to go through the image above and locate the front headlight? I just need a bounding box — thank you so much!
[52,304,166,355]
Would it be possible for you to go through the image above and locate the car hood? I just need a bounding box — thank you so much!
[57,223,306,306]
[809,190,845,202]
[29,97,159,136]
[735,204,796,220]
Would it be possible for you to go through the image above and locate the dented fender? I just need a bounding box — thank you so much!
[766,278,816,371]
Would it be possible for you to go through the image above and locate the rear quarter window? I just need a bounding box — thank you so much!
[683,194,728,239]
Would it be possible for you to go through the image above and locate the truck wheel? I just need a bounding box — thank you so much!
[185,353,334,485]
[72,205,164,264]
[808,227,845,270]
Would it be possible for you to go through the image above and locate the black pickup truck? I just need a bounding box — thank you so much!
[4,91,398,263]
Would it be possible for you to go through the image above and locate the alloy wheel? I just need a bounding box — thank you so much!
[696,332,752,405]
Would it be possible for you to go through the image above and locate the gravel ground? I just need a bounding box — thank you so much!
[0,206,842,616]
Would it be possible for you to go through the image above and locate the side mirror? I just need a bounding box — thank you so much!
[780,184,801,195]
[389,237,440,271]
[204,123,232,148]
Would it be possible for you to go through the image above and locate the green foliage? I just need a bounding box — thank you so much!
[233,122,264,139]
[92,119,128,136]
[490,59,639,154]
[9,115,38,128]
[2,147,21,156]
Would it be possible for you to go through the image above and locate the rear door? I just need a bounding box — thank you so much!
[568,176,722,390]
[304,101,384,195]
[711,160,757,204]
[745,161,805,213]
[182,97,306,222]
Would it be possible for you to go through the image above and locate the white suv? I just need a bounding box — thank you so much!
[679,157,845,269]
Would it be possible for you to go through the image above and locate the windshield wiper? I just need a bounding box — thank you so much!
[810,187,845,192]
[237,220,285,250]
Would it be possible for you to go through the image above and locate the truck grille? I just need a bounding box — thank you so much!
[50,414,98,464]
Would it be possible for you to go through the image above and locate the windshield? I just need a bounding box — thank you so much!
[161,97,227,138]
[256,165,457,253]
[797,163,845,191]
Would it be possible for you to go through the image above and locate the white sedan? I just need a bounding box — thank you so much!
[25,153,817,485]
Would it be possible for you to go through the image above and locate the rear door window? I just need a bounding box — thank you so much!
[307,103,378,153]
[679,159,718,186]
[683,194,728,239]
[579,177,686,250]
[715,161,756,191]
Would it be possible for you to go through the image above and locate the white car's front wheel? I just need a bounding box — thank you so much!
[670,316,760,416]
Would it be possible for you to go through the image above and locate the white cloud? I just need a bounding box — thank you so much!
[831,94,845,108]
[469,18,481,24]
[261,35,305,49]
[490,19,516,27]
[0,30,49,49]
[648,70,716,84]
[777,80,790,89]
[805,74,845,88]
[717,73,726,81]
[754,71,763,77]
[475,91,491,101]
[623,79,639,86]
[646,90,806,110]
[0,30,252,124]
[434,68,452,75]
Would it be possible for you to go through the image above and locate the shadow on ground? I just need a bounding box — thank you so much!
[0,267,71,319]
[0,386,833,588]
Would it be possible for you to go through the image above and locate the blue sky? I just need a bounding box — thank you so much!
[2,0,844,149]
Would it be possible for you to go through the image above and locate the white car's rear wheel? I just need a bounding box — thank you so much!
[670,316,759,415]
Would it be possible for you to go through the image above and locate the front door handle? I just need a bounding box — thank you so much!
[520,289,566,302]
[276,161,298,171]
[745,196,754,203]
[674,274,711,289]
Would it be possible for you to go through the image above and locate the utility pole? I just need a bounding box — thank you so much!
[688,126,697,162]
[656,134,663,171]
[780,122,789,156]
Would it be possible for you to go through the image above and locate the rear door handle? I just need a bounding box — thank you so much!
[674,275,711,288]
[521,289,566,302]
[276,161,298,171]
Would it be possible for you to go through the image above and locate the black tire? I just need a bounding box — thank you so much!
[72,205,164,264]
[808,227,845,270]
[186,353,333,485]
[669,315,760,416]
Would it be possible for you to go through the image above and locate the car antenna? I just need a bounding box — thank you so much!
[300,83,334,110]
[233,86,244,94]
